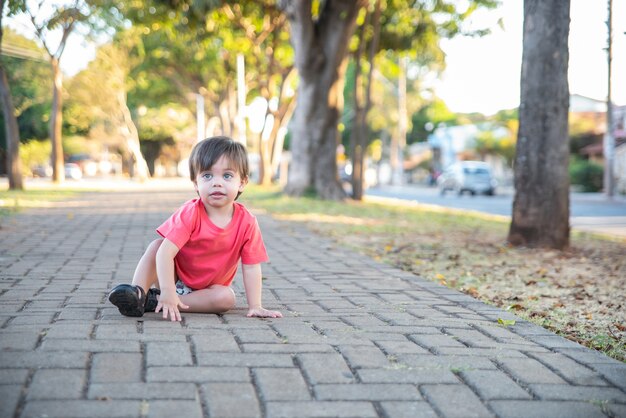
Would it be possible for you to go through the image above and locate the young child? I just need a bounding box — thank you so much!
[108,136,282,321]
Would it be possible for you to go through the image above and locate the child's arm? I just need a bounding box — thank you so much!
[242,263,282,318]
[155,238,189,321]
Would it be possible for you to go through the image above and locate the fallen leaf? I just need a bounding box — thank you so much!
[498,318,516,327]
[465,287,479,298]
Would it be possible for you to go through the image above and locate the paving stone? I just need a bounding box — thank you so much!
[526,334,589,349]
[314,383,420,401]
[27,369,85,400]
[488,400,607,418]
[21,400,142,418]
[44,323,94,339]
[395,354,497,371]
[93,323,139,339]
[374,339,431,355]
[0,331,40,350]
[338,345,390,369]
[297,353,356,384]
[147,366,251,383]
[254,368,311,400]
[242,343,335,353]
[357,368,458,384]
[202,382,261,418]
[421,384,494,418]
[0,384,23,417]
[9,313,57,325]
[606,403,626,418]
[528,384,626,402]
[41,338,140,352]
[191,330,240,352]
[272,323,325,343]
[0,369,29,385]
[232,327,283,344]
[91,352,142,383]
[378,401,439,418]
[556,347,623,365]
[0,351,89,369]
[264,401,378,418]
[409,333,467,350]
[459,370,532,400]
[88,382,197,399]
[146,341,193,366]
[196,352,294,367]
[588,363,626,391]
[496,357,567,384]
[527,352,610,386]
[434,347,528,358]
[146,400,203,418]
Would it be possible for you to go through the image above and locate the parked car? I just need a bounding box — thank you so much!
[437,161,497,196]
[64,163,83,180]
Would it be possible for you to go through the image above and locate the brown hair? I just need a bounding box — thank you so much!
[189,136,250,199]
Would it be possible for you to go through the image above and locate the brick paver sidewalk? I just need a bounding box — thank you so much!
[0,185,625,418]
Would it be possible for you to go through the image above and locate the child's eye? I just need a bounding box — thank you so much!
[202,173,212,180]
[224,173,234,180]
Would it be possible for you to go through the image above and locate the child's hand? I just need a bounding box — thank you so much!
[155,290,189,322]
[247,307,283,318]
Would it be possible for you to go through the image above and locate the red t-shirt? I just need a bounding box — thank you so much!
[156,199,268,289]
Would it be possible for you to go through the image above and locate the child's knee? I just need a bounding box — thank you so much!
[212,285,236,312]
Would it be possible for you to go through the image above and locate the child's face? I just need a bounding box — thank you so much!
[194,155,247,211]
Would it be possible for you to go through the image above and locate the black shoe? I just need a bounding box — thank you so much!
[144,288,161,313]
[108,284,146,317]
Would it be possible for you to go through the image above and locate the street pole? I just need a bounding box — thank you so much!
[236,54,247,147]
[603,0,615,198]
[196,93,205,143]
[393,56,408,185]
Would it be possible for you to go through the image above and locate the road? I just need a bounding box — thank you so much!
[366,184,626,239]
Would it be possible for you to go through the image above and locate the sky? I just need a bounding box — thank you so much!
[434,0,626,115]
[7,0,625,116]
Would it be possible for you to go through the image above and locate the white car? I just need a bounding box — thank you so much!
[437,161,497,196]
[64,163,83,180]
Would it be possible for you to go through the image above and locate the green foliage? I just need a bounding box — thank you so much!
[0,29,51,144]
[474,129,516,165]
[408,99,459,143]
[18,140,51,175]
[62,135,90,156]
[569,112,603,154]
[569,158,603,192]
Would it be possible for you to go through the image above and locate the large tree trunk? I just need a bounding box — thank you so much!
[508,0,571,249]
[50,57,65,183]
[0,10,23,190]
[0,62,23,190]
[280,0,364,199]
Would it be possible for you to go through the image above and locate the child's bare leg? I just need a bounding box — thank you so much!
[179,285,236,314]
[131,239,163,292]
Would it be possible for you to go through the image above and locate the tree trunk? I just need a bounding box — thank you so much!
[350,0,381,200]
[118,92,150,181]
[280,0,364,199]
[349,12,369,201]
[0,65,23,190]
[50,58,65,183]
[508,0,571,249]
[0,10,23,190]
